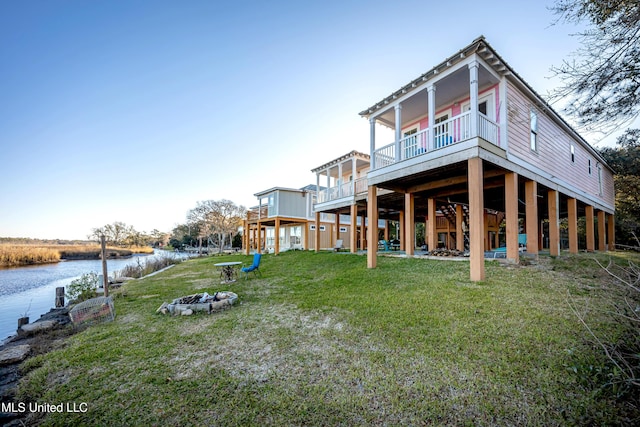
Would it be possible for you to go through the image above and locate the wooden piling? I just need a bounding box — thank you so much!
[101,235,109,297]
[55,287,65,308]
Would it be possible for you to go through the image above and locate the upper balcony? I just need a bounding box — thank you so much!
[311,151,371,211]
[373,110,499,169]
[317,176,368,203]
[360,37,510,184]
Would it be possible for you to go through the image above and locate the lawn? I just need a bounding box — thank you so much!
[16,250,639,425]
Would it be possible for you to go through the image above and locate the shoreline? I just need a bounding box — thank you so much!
[0,243,155,268]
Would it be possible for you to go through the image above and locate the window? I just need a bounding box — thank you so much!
[571,145,575,163]
[309,224,316,231]
[597,165,603,196]
[588,159,592,175]
[319,225,326,232]
[339,227,347,233]
[530,109,538,151]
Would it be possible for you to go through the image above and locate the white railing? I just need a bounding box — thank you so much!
[400,128,429,160]
[373,142,396,169]
[372,111,500,169]
[339,181,353,198]
[433,111,472,149]
[317,189,328,203]
[478,114,499,145]
[316,177,370,204]
[354,177,367,194]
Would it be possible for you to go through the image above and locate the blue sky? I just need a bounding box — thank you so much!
[0,0,622,240]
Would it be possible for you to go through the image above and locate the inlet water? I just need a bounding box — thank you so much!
[0,251,181,342]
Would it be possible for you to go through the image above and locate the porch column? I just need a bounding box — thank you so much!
[314,212,320,252]
[597,210,606,251]
[303,221,309,250]
[367,186,378,268]
[427,85,435,149]
[370,118,376,169]
[335,213,341,247]
[338,162,343,197]
[326,168,331,195]
[548,190,560,256]
[608,213,615,251]
[384,220,389,241]
[428,198,437,252]
[360,215,366,250]
[469,61,479,137]
[350,204,357,253]
[257,222,262,254]
[405,193,415,256]
[274,219,281,255]
[468,157,485,281]
[525,180,539,255]
[395,104,402,161]
[505,172,519,262]
[484,212,489,251]
[585,205,595,251]
[243,219,249,255]
[316,172,320,197]
[352,157,357,195]
[399,210,405,251]
[567,198,578,254]
[456,204,464,251]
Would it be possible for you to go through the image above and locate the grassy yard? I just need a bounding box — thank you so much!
[16,250,639,425]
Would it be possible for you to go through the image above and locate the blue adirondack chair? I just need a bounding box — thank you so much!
[241,253,262,279]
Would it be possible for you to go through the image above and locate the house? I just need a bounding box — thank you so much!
[359,36,615,280]
[311,150,504,253]
[244,185,356,254]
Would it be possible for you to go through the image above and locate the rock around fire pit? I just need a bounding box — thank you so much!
[156,291,238,316]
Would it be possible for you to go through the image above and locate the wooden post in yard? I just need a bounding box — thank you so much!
[55,287,65,308]
[101,235,109,297]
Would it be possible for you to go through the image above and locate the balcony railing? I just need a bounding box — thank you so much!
[317,177,368,204]
[247,205,269,221]
[373,112,500,170]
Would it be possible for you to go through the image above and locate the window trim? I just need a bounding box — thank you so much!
[530,108,538,152]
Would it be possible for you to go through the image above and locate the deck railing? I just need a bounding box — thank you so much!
[247,205,269,221]
[372,111,499,170]
[316,177,369,204]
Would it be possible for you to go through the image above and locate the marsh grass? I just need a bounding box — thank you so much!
[16,250,640,425]
[0,244,154,267]
[0,245,60,267]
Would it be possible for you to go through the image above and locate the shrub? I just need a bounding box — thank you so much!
[66,272,99,303]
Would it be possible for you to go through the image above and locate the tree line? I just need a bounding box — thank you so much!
[170,199,246,253]
[88,222,169,248]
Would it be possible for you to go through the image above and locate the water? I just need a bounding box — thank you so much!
[0,251,185,342]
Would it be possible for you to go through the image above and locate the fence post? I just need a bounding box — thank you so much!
[101,235,109,297]
[55,287,65,308]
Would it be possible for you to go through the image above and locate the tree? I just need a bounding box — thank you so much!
[208,199,246,253]
[89,221,130,246]
[186,200,246,253]
[88,221,151,247]
[600,129,640,247]
[549,0,640,134]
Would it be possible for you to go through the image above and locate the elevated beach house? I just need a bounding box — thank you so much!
[359,36,614,280]
[243,185,366,254]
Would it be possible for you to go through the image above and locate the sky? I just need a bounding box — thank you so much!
[0,0,629,240]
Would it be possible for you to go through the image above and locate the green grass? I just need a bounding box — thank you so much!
[16,250,639,425]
